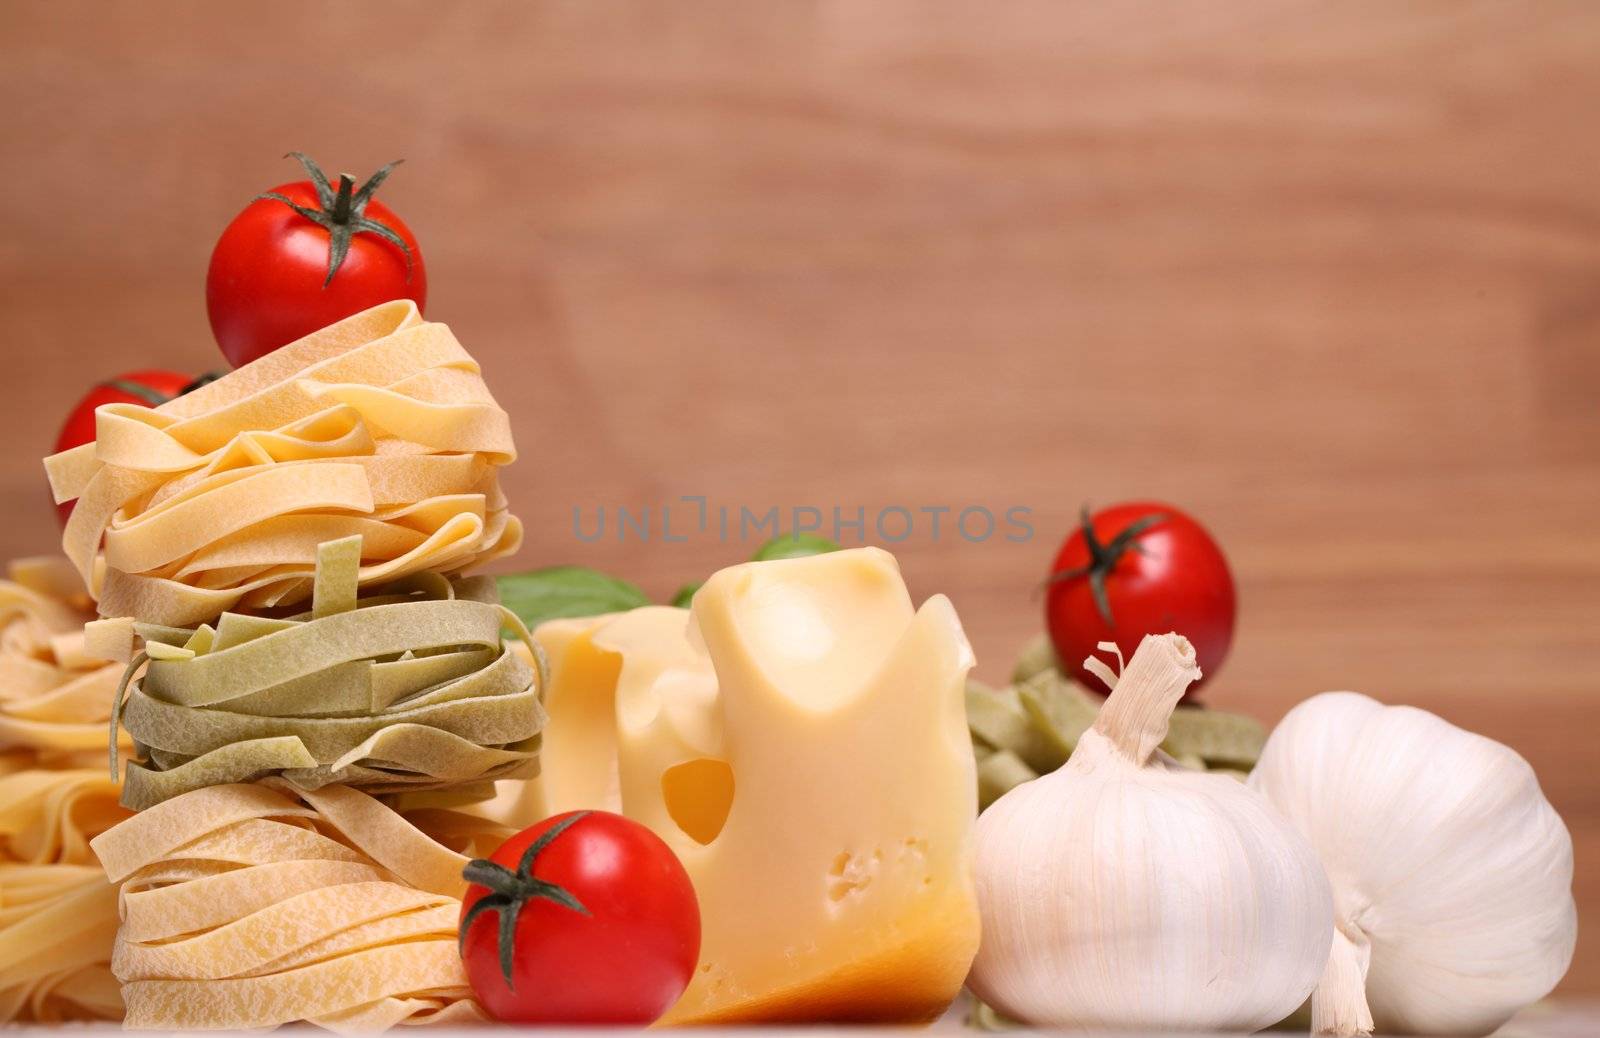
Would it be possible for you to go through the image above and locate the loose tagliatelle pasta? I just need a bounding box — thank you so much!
[0,557,131,1023]
[99,536,547,811]
[91,779,512,1031]
[42,299,522,628]
[0,770,126,1023]
[0,557,128,766]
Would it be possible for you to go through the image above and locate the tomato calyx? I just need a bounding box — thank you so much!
[96,378,179,407]
[255,152,416,288]
[459,811,593,989]
[1047,506,1169,626]
[95,371,224,407]
[181,372,223,394]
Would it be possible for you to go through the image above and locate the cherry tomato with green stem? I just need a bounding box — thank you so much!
[458,810,700,1024]
[1045,502,1236,699]
[206,152,425,367]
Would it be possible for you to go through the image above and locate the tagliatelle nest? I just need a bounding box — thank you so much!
[0,770,127,1023]
[0,557,132,1023]
[0,558,128,766]
[43,300,521,629]
[91,779,512,1031]
[96,537,547,811]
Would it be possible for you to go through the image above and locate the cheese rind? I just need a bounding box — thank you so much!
[518,548,980,1024]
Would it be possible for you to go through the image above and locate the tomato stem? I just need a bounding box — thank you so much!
[254,153,416,289]
[96,373,224,410]
[459,811,593,990]
[180,372,224,395]
[1046,507,1169,627]
[331,173,355,224]
[99,378,176,407]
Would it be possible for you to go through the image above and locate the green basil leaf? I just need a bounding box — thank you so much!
[670,582,701,608]
[496,567,651,630]
[751,532,842,561]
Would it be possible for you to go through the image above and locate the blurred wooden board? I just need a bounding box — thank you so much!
[2,0,1598,992]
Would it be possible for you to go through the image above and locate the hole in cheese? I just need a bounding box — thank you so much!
[827,848,883,902]
[662,757,735,845]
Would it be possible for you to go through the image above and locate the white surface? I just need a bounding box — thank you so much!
[7,1000,1597,1036]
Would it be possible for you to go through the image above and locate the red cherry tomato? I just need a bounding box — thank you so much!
[51,370,209,525]
[206,153,425,368]
[1045,502,1236,699]
[459,810,700,1025]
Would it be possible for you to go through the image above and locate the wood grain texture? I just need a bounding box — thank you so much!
[3,0,1598,993]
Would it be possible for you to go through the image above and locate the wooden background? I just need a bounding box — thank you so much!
[4,0,1598,995]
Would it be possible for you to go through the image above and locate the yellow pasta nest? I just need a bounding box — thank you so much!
[0,557,130,1023]
[0,771,126,1023]
[101,537,547,811]
[0,557,127,766]
[91,779,511,1031]
[43,299,521,629]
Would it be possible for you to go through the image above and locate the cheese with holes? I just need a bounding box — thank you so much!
[505,547,980,1023]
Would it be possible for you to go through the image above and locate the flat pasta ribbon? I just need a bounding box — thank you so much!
[0,557,131,1024]
[90,779,511,1032]
[110,537,547,810]
[42,300,522,628]
[0,770,129,1023]
[0,557,130,766]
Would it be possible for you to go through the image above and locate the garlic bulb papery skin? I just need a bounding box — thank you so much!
[1249,692,1577,1037]
[969,634,1334,1032]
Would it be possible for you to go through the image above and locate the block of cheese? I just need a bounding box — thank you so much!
[510,547,980,1024]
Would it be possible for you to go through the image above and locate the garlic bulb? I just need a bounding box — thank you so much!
[970,634,1333,1032]
[1250,692,1576,1037]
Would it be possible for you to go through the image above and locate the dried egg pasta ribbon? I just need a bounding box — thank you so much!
[0,558,131,1022]
[0,769,129,1023]
[42,299,521,627]
[91,780,506,1031]
[101,507,517,629]
[0,562,133,1020]
[0,560,130,761]
[111,537,546,810]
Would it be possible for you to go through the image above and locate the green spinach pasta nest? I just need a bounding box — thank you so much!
[98,537,546,811]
